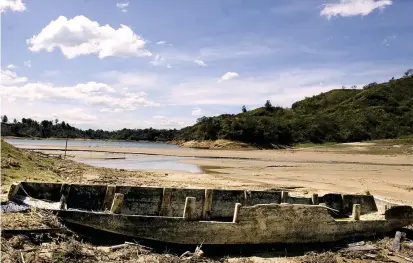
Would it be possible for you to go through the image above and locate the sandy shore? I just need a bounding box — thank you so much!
[16,143,413,205]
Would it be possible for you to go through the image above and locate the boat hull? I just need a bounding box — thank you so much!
[57,204,413,244]
[7,182,413,245]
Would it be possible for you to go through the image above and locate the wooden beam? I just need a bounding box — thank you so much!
[59,184,71,210]
[233,203,242,223]
[352,204,361,220]
[183,197,196,220]
[110,193,124,214]
[102,185,116,211]
[312,193,319,205]
[202,189,213,220]
[160,188,172,216]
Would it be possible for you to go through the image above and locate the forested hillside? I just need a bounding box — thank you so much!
[177,75,413,146]
[2,75,412,146]
[1,119,178,142]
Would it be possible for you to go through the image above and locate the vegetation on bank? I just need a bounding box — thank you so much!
[1,74,412,147]
[1,118,178,142]
[178,74,413,147]
[0,140,65,190]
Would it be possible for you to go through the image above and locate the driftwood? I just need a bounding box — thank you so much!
[394,252,413,262]
[348,241,365,247]
[124,241,152,250]
[109,241,152,252]
[340,244,379,252]
[387,252,413,262]
[180,244,204,258]
[109,244,129,251]
[393,231,403,252]
[20,252,26,263]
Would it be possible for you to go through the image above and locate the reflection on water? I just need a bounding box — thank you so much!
[78,154,204,173]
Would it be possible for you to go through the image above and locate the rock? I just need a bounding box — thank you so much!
[7,157,20,168]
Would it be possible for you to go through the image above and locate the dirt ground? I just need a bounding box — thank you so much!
[18,142,413,206]
[2,140,413,262]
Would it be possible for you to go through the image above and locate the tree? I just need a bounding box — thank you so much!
[242,105,247,113]
[264,100,273,110]
[404,69,413,77]
[1,115,8,123]
[55,118,59,125]
[13,118,17,124]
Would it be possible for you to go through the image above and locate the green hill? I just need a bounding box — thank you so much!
[177,75,413,147]
[0,140,64,191]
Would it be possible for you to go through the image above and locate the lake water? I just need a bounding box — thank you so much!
[80,154,204,173]
[4,138,180,149]
[4,138,205,173]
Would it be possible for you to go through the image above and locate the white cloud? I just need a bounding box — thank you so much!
[1,71,159,112]
[320,0,392,19]
[59,108,97,122]
[382,35,396,47]
[194,59,207,67]
[30,108,98,124]
[218,72,239,83]
[0,0,26,13]
[150,54,171,68]
[6,64,17,69]
[191,108,202,116]
[116,1,129,12]
[23,60,31,68]
[155,40,172,46]
[27,16,152,59]
[99,71,158,88]
[150,54,164,66]
[150,115,184,127]
[1,70,28,85]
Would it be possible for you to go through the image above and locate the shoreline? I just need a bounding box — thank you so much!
[21,145,413,205]
[2,136,173,144]
[15,144,412,164]
[3,140,413,209]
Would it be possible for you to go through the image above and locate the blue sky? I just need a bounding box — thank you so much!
[1,0,412,130]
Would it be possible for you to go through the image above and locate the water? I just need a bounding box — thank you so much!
[80,154,204,173]
[5,138,204,173]
[4,138,180,149]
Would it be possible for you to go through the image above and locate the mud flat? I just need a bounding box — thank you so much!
[15,143,413,206]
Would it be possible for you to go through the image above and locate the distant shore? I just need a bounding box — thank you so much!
[3,136,259,150]
[2,136,171,144]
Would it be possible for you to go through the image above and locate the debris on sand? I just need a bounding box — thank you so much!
[1,209,62,230]
[300,252,337,263]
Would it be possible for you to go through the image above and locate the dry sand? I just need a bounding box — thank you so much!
[16,143,413,205]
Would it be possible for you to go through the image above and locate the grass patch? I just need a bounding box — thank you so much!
[1,139,64,191]
[367,136,413,146]
[294,142,347,148]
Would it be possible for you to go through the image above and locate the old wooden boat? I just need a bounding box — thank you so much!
[7,181,413,244]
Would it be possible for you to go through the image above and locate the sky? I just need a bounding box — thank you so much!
[1,0,412,130]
